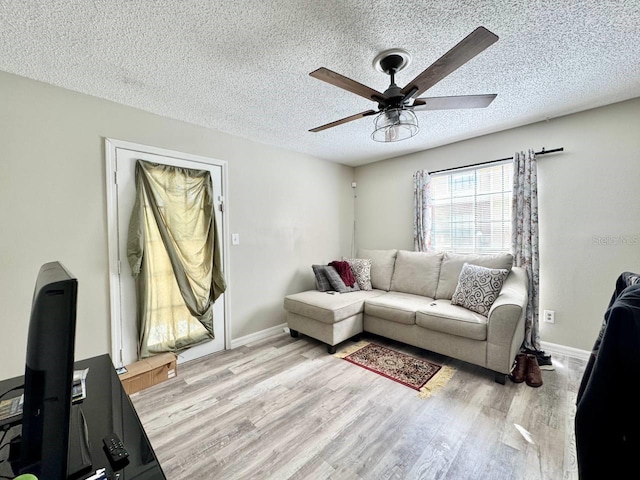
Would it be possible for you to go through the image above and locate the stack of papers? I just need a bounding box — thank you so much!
[72,368,89,403]
[0,394,23,424]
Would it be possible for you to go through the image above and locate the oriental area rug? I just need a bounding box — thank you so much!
[335,341,455,399]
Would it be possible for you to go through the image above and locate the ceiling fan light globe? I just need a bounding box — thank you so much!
[371,108,419,142]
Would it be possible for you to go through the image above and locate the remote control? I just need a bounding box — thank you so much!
[102,432,129,464]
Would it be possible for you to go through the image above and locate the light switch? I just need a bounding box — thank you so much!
[231,233,240,245]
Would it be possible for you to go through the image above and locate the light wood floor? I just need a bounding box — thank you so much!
[130,332,586,480]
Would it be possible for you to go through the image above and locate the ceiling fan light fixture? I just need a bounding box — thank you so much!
[371,107,419,143]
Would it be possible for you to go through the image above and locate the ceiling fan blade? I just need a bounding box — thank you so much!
[309,110,378,133]
[411,94,497,110]
[401,26,499,99]
[310,68,384,103]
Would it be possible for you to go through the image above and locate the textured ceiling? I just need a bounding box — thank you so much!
[1,1,639,166]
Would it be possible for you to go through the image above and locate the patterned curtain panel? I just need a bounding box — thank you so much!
[413,169,432,252]
[127,160,227,359]
[512,149,540,350]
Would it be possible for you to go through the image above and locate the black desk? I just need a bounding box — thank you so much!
[0,354,166,479]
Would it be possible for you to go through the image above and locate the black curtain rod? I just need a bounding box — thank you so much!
[429,147,564,175]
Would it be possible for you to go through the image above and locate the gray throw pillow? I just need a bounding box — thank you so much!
[312,264,334,291]
[312,265,360,293]
[342,257,372,291]
[450,263,509,316]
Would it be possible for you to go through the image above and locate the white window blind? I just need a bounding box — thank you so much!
[431,161,513,254]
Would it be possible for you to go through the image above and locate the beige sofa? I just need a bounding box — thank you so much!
[283,249,528,383]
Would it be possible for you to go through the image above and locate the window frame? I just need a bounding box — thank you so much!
[429,160,513,254]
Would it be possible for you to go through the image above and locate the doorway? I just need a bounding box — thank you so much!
[105,138,229,367]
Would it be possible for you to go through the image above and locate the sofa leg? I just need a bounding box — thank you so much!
[351,334,361,342]
[494,372,507,385]
[327,345,337,354]
[289,328,299,338]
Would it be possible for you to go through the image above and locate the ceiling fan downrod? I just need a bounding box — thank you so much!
[376,51,411,108]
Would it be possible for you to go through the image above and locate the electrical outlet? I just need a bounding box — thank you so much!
[231,233,240,245]
[543,310,555,324]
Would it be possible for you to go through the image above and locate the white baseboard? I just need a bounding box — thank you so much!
[540,340,590,362]
[228,323,591,363]
[230,323,288,349]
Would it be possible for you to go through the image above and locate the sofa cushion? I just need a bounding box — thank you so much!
[364,291,435,325]
[357,248,398,291]
[390,250,443,298]
[284,290,384,324]
[451,263,509,316]
[435,252,514,300]
[416,300,488,341]
[311,265,360,293]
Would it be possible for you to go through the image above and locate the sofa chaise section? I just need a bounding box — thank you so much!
[283,289,385,353]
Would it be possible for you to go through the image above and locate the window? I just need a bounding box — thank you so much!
[430,161,513,254]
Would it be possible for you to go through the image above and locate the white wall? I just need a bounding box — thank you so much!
[2,68,637,380]
[0,70,354,379]
[354,97,640,352]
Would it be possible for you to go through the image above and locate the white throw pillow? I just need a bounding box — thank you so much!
[342,257,373,291]
[451,263,509,316]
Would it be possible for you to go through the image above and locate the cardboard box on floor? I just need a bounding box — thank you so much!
[119,352,177,395]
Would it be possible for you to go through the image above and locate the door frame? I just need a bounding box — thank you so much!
[104,137,231,367]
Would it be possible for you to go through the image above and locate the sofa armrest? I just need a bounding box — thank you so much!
[486,267,529,373]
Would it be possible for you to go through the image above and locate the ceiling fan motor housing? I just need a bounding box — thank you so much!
[380,84,404,109]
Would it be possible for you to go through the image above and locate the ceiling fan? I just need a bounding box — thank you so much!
[308,26,499,142]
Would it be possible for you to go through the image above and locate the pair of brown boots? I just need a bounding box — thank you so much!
[510,353,543,387]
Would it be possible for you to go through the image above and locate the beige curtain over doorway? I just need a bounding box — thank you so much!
[127,160,226,359]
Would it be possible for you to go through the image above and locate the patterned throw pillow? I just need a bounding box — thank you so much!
[342,257,372,291]
[312,265,360,293]
[451,263,509,316]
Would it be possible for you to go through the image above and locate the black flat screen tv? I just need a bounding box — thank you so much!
[18,261,78,479]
